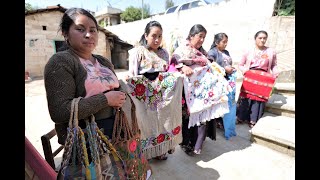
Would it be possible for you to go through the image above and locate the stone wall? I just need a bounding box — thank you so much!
[25,11,111,77]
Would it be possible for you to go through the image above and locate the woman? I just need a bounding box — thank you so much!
[128,20,169,80]
[126,21,183,160]
[237,30,279,128]
[169,24,230,155]
[44,8,127,146]
[207,33,237,140]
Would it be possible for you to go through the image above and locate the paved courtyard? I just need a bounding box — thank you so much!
[25,71,294,180]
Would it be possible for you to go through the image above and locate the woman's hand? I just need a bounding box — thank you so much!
[104,91,126,108]
[225,66,236,74]
[181,65,193,76]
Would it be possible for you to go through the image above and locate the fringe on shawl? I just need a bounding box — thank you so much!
[188,101,229,128]
[142,133,182,160]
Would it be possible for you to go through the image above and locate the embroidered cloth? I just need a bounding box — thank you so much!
[120,72,183,159]
[184,62,231,128]
[240,69,276,102]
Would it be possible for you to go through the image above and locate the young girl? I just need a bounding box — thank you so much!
[208,33,237,140]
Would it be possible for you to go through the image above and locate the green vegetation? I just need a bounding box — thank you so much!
[120,5,150,22]
[273,0,295,16]
[99,21,107,27]
[25,3,34,12]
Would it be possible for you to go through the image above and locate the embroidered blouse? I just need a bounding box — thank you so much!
[128,46,169,76]
[79,57,119,98]
[238,47,279,77]
[170,40,209,69]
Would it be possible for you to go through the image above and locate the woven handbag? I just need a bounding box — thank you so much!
[57,97,125,180]
[111,94,152,180]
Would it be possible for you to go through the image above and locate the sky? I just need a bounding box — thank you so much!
[25,0,217,14]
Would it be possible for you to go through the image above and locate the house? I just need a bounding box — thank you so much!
[95,6,123,27]
[25,5,132,78]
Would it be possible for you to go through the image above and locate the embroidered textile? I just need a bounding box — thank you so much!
[222,71,237,140]
[240,69,276,102]
[120,72,183,159]
[184,62,231,128]
[129,46,169,76]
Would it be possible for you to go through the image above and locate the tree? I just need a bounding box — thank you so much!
[120,6,150,22]
[142,4,150,18]
[273,0,295,16]
[25,3,34,12]
[165,0,174,10]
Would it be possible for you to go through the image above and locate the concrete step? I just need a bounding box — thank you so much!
[276,70,295,83]
[266,93,295,118]
[273,82,295,96]
[250,112,295,157]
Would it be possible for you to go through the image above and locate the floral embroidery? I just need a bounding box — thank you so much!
[157,134,165,144]
[261,54,268,59]
[141,125,181,149]
[129,140,137,152]
[138,47,168,73]
[134,83,146,97]
[172,126,181,135]
[82,63,115,84]
[193,80,200,87]
[127,72,179,110]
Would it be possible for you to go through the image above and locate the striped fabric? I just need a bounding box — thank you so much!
[240,69,276,102]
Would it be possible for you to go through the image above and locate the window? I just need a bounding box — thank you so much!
[55,40,67,52]
[166,6,178,14]
[180,3,190,11]
[164,0,211,14]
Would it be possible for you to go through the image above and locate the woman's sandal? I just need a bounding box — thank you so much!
[193,149,201,155]
[248,121,256,128]
[217,122,224,129]
[153,153,168,160]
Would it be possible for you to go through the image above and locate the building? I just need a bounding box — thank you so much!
[25,5,132,78]
[95,6,123,28]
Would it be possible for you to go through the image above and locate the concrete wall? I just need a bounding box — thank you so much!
[106,0,295,64]
[25,11,111,78]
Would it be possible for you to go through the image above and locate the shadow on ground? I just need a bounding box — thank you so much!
[148,123,252,180]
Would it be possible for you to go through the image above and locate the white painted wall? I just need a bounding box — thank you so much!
[106,0,294,64]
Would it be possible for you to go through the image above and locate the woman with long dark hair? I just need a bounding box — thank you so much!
[169,24,231,155]
[126,21,183,161]
[208,33,237,140]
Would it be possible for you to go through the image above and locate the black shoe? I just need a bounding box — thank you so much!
[168,148,175,154]
[180,144,195,156]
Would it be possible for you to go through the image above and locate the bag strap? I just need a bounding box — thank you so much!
[61,97,86,169]
[128,94,139,134]
[112,93,139,144]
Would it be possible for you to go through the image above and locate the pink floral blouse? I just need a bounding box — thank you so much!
[79,57,119,98]
[238,46,279,77]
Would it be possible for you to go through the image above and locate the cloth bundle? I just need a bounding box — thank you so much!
[240,69,276,102]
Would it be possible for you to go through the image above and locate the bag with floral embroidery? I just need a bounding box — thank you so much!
[111,94,152,180]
